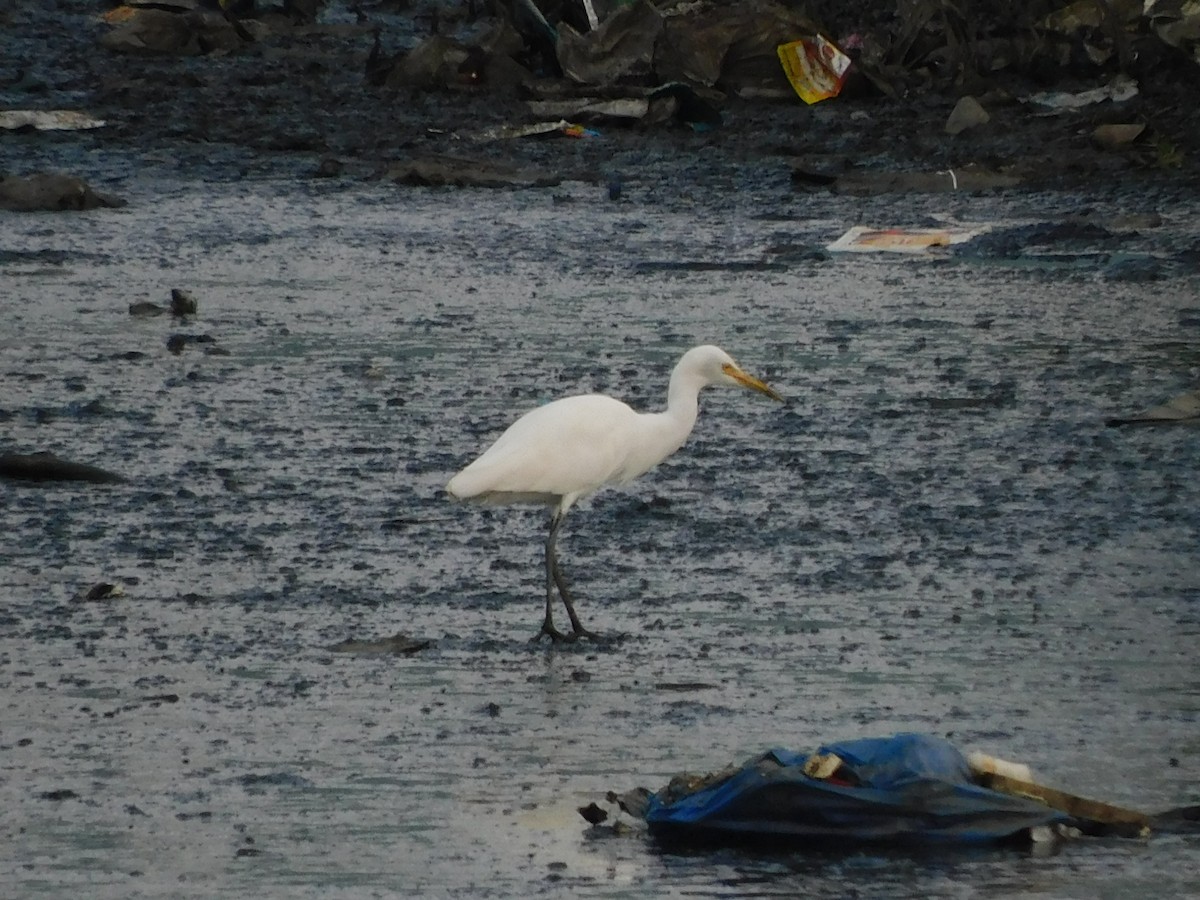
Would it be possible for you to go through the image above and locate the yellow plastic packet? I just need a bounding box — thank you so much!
[777,36,852,104]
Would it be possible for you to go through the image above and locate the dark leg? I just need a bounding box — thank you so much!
[547,511,602,642]
[551,553,597,640]
[534,511,570,642]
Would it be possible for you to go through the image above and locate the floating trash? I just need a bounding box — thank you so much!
[0,110,106,131]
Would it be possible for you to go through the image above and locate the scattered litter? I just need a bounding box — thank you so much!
[328,633,433,656]
[647,81,724,130]
[557,0,663,86]
[601,733,1199,849]
[1092,123,1146,148]
[0,110,106,131]
[526,98,648,122]
[827,225,989,254]
[579,0,601,31]
[777,35,852,104]
[656,0,821,96]
[1146,0,1200,62]
[945,96,990,135]
[475,118,599,141]
[1106,387,1200,426]
[1027,74,1139,110]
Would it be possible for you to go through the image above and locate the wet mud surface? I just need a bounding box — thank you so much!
[3,3,1200,898]
[4,166,1199,898]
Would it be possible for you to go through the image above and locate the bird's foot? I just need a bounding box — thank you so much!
[530,623,610,645]
[567,626,608,644]
[531,621,571,643]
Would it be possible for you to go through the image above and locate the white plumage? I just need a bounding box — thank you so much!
[447,344,782,642]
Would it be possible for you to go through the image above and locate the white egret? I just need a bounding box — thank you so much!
[446,344,783,642]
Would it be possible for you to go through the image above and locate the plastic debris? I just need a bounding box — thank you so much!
[777,35,852,104]
[640,734,1068,846]
[1092,123,1146,148]
[945,96,990,135]
[827,225,990,254]
[526,98,649,123]
[522,84,722,131]
[611,733,1195,849]
[327,632,432,655]
[1027,74,1139,110]
[648,1,818,98]
[0,110,106,131]
[1145,0,1200,62]
[1106,387,1200,426]
[474,119,598,141]
[557,0,662,86]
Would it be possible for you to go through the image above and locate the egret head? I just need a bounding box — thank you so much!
[683,345,783,401]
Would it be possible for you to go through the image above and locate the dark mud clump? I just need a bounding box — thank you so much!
[0,451,126,484]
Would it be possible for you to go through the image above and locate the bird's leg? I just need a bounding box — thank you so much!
[534,512,570,643]
[547,511,601,642]
[552,556,600,641]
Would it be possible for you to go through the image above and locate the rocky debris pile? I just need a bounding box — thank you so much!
[93,0,1200,102]
[4,1,1199,191]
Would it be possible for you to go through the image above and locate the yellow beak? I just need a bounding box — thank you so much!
[724,363,784,402]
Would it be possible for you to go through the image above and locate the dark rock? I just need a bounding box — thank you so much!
[383,155,561,189]
[170,288,198,316]
[39,789,79,801]
[0,451,125,484]
[77,582,125,601]
[578,802,608,825]
[99,7,246,57]
[0,173,125,212]
[314,157,343,178]
[384,34,482,90]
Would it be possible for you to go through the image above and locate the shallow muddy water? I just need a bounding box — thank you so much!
[1,154,1198,897]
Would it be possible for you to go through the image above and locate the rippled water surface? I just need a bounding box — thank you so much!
[2,163,1198,897]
